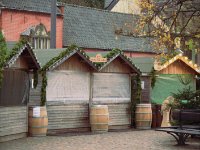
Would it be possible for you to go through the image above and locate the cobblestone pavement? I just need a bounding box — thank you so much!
[0,130,199,150]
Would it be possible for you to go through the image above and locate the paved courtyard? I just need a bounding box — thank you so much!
[0,130,199,150]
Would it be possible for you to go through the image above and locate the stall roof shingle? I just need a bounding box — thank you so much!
[0,0,61,14]
[63,4,155,53]
[131,57,155,73]
[33,49,66,67]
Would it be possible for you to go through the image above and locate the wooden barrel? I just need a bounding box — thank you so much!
[90,105,109,133]
[156,105,162,127]
[135,104,152,129]
[151,104,162,128]
[28,106,48,136]
[151,104,157,128]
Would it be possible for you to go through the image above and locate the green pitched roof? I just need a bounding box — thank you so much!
[131,57,155,73]
[85,49,141,74]
[5,43,40,70]
[63,4,155,52]
[85,51,109,58]
[33,47,98,71]
[33,49,66,68]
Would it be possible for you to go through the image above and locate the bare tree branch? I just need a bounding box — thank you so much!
[180,11,196,34]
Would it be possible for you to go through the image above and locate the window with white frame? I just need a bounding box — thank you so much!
[21,23,50,49]
[32,24,50,49]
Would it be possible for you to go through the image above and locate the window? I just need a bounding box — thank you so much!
[32,24,50,49]
[21,23,50,49]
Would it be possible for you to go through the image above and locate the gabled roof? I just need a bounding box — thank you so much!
[33,48,66,68]
[130,54,200,75]
[131,57,155,73]
[34,46,98,71]
[5,43,40,70]
[63,4,155,53]
[157,54,200,74]
[86,50,141,74]
[100,53,141,74]
[0,0,61,15]
[21,26,36,36]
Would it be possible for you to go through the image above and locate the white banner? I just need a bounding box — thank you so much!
[47,71,90,101]
[92,73,130,102]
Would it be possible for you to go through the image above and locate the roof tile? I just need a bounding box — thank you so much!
[63,4,155,52]
[1,0,61,14]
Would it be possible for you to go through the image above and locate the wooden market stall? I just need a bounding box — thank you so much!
[132,54,200,128]
[89,51,141,130]
[32,48,141,133]
[152,54,200,104]
[33,47,98,133]
[132,54,200,104]
[0,44,40,142]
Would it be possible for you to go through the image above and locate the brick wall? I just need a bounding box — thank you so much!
[83,48,156,58]
[1,9,63,48]
[124,51,156,58]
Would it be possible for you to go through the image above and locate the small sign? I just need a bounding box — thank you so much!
[33,107,40,117]
[90,54,107,62]
[141,81,145,89]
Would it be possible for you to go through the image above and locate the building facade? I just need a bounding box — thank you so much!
[0,0,63,48]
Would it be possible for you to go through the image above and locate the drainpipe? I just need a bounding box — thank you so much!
[50,0,56,49]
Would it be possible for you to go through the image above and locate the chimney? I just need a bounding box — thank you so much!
[50,0,57,48]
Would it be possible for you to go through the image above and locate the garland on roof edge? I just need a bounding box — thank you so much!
[150,67,156,89]
[95,48,137,70]
[131,74,142,126]
[6,38,28,63]
[40,44,93,106]
[0,31,7,87]
[0,36,27,87]
[33,71,38,89]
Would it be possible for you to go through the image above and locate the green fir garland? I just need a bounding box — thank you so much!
[94,48,137,71]
[40,71,47,106]
[150,67,156,89]
[105,48,122,59]
[6,38,27,62]
[131,74,142,126]
[0,31,7,87]
[40,45,92,106]
[33,71,38,89]
[41,45,78,71]
[0,37,27,87]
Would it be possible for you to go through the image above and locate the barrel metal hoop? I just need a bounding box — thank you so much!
[29,116,48,118]
[29,126,48,128]
[90,114,109,116]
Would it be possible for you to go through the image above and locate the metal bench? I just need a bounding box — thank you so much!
[155,109,200,145]
[155,127,200,145]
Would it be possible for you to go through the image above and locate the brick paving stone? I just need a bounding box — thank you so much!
[0,130,199,150]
